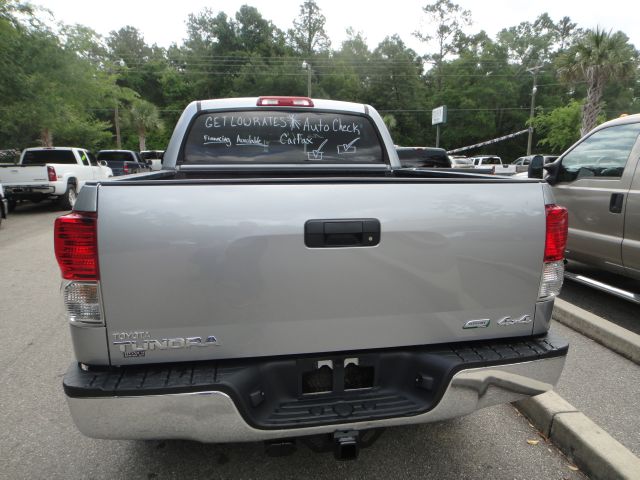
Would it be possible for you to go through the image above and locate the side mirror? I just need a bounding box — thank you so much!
[527,155,544,179]
[544,159,562,185]
[99,160,108,167]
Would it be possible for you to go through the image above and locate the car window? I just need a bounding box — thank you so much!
[98,151,134,161]
[560,123,640,181]
[79,150,90,166]
[22,149,77,165]
[483,157,501,165]
[183,110,384,164]
[87,151,97,166]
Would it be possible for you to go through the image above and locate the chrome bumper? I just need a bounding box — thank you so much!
[66,356,565,443]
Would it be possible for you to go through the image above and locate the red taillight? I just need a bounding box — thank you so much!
[544,204,568,262]
[123,163,129,174]
[257,96,314,107]
[47,165,57,182]
[54,212,99,280]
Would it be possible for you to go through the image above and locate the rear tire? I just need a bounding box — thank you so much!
[57,183,77,210]
[8,199,17,213]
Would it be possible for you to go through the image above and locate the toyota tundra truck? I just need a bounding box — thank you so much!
[56,97,569,459]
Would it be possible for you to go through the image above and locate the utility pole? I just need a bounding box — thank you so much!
[526,66,543,156]
[302,61,312,97]
[114,102,121,149]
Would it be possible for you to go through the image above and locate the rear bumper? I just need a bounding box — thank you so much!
[64,333,568,442]
[4,184,55,198]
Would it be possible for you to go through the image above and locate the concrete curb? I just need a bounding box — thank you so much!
[553,298,640,365]
[516,392,640,480]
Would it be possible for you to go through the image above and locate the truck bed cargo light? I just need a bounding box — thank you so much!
[257,96,314,107]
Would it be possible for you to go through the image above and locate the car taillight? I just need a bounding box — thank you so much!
[257,96,314,107]
[47,165,57,181]
[55,212,102,325]
[544,205,568,262]
[54,212,99,281]
[123,163,129,174]
[539,204,568,299]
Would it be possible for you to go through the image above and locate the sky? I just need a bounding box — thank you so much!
[39,0,639,54]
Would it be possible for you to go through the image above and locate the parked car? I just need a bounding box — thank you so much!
[0,183,8,226]
[96,150,150,176]
[395,146,451,168]
[140,150,164,171]
[528,113,640,286]
[449,156,474,168]
[57,96,568,458]
[0,147,113,210]
[0,149,20,165]
[469,155,517,175]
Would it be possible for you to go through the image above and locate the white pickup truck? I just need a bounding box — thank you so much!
[0,147,113,210]
[469,155,517,175]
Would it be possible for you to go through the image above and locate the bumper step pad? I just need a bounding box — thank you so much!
[64,333,568,429]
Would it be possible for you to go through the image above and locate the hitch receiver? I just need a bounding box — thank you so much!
[333,430,359,460]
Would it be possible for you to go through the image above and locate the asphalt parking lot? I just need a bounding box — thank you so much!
[0,202,623,479]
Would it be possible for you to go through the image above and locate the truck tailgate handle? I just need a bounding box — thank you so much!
[305,219,380,248]
[609,193,624,214]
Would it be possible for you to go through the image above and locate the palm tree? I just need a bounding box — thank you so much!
[128,99,163,151]
[557,28,638,136]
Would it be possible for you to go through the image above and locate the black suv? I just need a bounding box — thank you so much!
[396,147,452,168]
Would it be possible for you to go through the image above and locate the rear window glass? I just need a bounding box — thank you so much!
[22,150,76,165]
[97,151,135,162]
[481,157,501,165]
[451,158,472,165]
[183,110,384,164]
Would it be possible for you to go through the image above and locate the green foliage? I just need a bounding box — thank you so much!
[126,99,163,151]
[531,100,583,152]
[557,28,639,134]
[0,9,113,149]
[288,0,330,56]
[0,0,638,163]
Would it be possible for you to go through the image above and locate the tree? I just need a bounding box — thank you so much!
[368,36,429,145]
[415,0,471,88]
[0,7,114,149]
[496,14,557,66]
[557,28,638,135]
[127,99,163,151]
[106,26,151,64]
[531,100,584,152]
[288,0,330,56]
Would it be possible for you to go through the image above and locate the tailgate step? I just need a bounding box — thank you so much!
[64,333,568,429]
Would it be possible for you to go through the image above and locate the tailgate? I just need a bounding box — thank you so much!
[0,165,48,185]
[98,181,546,365]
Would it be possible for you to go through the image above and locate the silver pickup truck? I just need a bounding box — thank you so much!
[56,97,569,459]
